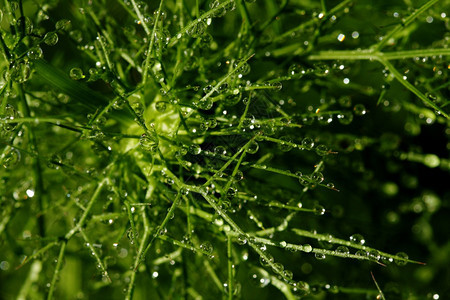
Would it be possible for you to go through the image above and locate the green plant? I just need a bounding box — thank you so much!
[1,0,449,299]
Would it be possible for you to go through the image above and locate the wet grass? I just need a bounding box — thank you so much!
[0,0,449,299]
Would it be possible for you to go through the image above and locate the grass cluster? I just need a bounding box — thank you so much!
[1,0,449,299]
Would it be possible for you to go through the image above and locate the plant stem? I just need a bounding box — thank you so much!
[308,48,450,60]
[126,210,151,300]
[372,0,440,51]
[168,0,235,47]
[47,241,66,300]
[142,0,165,86]
[274,0,353,42]
[137,193,182,270]
[308,49,450,118]
[65,179,106,240]
[129,0,150,35]
[380,58,448,118]
[227,235,233,300]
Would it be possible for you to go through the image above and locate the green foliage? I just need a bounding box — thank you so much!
[1,0,449,299]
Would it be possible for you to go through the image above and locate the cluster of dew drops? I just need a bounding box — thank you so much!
[0,1,423,297]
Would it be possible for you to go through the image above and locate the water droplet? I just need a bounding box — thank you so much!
[47,154,62,169]
[17,17,33,35]
[180,187,189,195]
[315,144,328,156]
[158,227,167,235]
[314,63,330,76]
[317,114,332,125]
[272,262,284,272]
[139,133,158,152]
[112,99,125,110]
[1,104,17,131]
[288,64,305,77]
[285,245,297,252]
[2,149,20,168]
[280,241,287,248]
[311,172,324,183]
[246,140,259,154]
[44,32,59,46]
[234,59,250,75]
[278,136,293,152]
[188,144,201,155]
[187,19,207,37]
[175,147,188,159]
[243,117,256,131]
[259,252,274,266]
[337,111,353,125]
[203,84,213,94]
[224,92,240,106]
[301,137,314,150]
[209,0,227,17]
[270,81,282,91]
[335,246,350,256]
[355,250,368,257]
[234,170,244,181]
[349,234,365,245]
[237,234,247,245]
[224,0,236,12]
[223,282,241,295]
[369,250,380,261]
[199,120,209,133]
[200,241,213,254]
[302,244,313,253]
[197,98,213,110]
[131,102,144,116]
[353,104,367,116]
[69,68,85,80]
[27,47,43,60]
[283,269,293,280]
[55,19,71,31]
[298,175,310,186]
[163,175,174,185]
[207,118,217,128]
[214,146,227,156]
[88,68,101,80]
[315,252,326,260]
[126,228,137,244]
[380,256,393,264]
[326,183,335,189]
[293,281,310,296]
[394,252,408,266]
[10,62,31,83]
[313,204,325,215]
[153,101,166,112]
[425,93,437,103]
[226,187,237,199]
